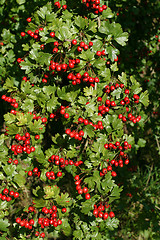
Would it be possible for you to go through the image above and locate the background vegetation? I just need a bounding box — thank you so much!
[0,0,160,239]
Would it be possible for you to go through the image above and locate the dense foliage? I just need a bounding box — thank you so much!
[0,0,159,239]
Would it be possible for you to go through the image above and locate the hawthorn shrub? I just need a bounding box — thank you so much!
[0,0,150,239]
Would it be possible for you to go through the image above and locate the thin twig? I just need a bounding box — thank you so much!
[155,135,160,154]
[144,163,153,191]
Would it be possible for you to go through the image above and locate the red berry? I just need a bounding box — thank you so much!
[109,211,115,218]
[72,39,77,45]
[14,192,19,198]
[35,135,40,140]
[40,233,45,238]
[21,32,25,37]
[64,113,69,119]
[85,193,91,200]
[27,17,32,22]
[16,217,21,223]
[28,171,33,176]
[62,208,67,213]
[50,32,55,37]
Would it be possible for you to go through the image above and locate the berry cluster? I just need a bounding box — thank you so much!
[1,95,19,108]
[93,203,115,219]
[27,167,41,177]
[65,128,84,140]
[82,0,107,14]
[22,28,43,40]
[50,105,69,119]
[38,205,63,229]
[8,157,18,165]
[74,175,91,199]
[46,170,62,180]
[54,1,67,10]
[100,165,117,178]
[99,141,132,177]
[11,132,35,155]
[96,50,106,56]
[49,58,80,73]
[75,40,93,52]
[99,83,142,123]
[104,141,132,151]
[67,71,99,87]
[0,188,19,201]
[77,117,104,130]
[16,217,34,230]
[15,204,65,238]
[48,155,83,168]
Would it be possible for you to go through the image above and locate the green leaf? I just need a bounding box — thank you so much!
[37,6,49,19]
[44,185,60,199]
[110,62,118,72]
[7,124,20,135]
[59,26,72,40]
[38,52,51,65]
[137,138,146,147]
[100,68,111,80]
[73,230,84,240]
[118,72,127,85]
[109,185,123,204]
[56,192,72,206]
[4,113,15,124]
[21,99,34,112]
[83,125,95,138]
[105,217,119,230]
[20,59,32,74]
[3,78,17,91]
[0,172,5,180]
[61,218,72,237]
[28,120,45,134]
[16,0,25,4]
[3,165,17,177]
[114,32,128,46]
[140,90,149,106]
[75,16,87,29]
[91,39,103,52]
[13,174,26,187]
[98,21,110,34]
[0,219,10,231]
[107,46,119,61]
[88,20,97,33]
[32,198,46,208]
[84,86,96,97]
[81,199,94,214]
[80,50,95,61]
[102,7,114,18]
[43,85,56,96]
[112,115,123,129]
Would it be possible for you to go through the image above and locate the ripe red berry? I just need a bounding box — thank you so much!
[72,39,77,45]
[111,171,117,177]
[16,217,21,223]
[14,192,19,198]
[83,187,88,193]
[28,171,33,176]
[40,233,45,238]
[35,135,40,140]
[27,17,32,22]
[109,211,115,218]
[62,208,67,213]
[96,51,101,56]
[85,193,91,200]
[64,113,69,119]
[50,32,55,37]
[21,32,25,37]
[103,212,109,220]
